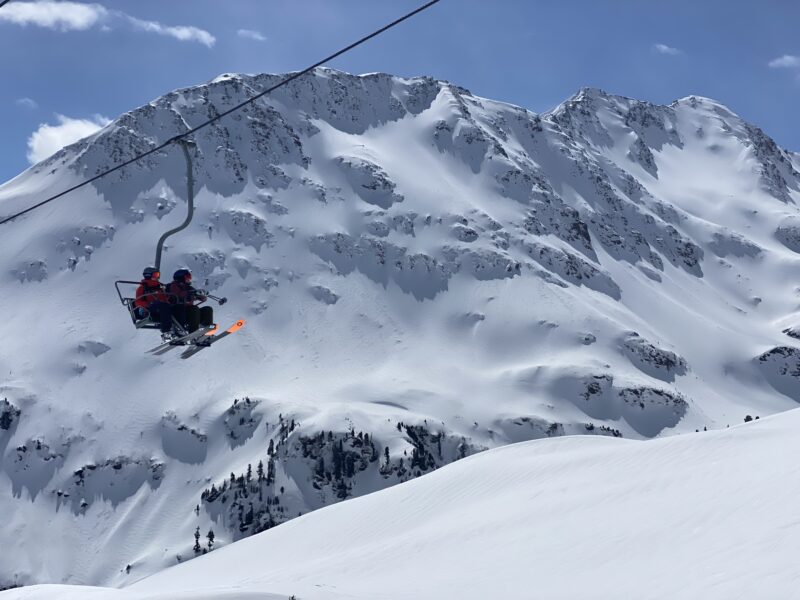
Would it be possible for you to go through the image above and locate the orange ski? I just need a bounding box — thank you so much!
[180,319,246,359]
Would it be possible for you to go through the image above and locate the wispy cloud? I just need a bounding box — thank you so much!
[127,16,215,47]
[653,43,681,56]
[0,1,214,46]
[768,55,800,69]
[16,97,38,110]
[27,114,111,164]
[237,28,266,42]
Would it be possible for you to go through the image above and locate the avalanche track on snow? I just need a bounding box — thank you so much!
[1,68,799,587]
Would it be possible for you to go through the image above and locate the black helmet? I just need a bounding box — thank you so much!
[143,266,160,280]
[173,268,192,282]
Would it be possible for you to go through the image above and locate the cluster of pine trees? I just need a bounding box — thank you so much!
[584,422,623,437]
[306,429,380,498]
[201,413,298,537]
[380,422,472,481]
[192,526,215,555]
[198,416,476,544]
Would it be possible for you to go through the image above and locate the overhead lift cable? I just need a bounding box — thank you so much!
[0,0,442,226]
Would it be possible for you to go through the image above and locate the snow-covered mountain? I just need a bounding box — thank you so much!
[1,67,799,589]
[10,409,800,600]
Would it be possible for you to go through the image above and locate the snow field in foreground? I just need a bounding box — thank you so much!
[8,409,800,600]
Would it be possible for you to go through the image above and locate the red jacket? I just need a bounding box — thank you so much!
[135,279,168,308]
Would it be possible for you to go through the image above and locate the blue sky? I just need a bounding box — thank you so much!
[1,0,798,184]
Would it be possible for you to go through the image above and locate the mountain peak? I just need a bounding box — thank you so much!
[556,87,740,123]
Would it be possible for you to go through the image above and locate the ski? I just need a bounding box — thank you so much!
[180,320,245,359]
[148,328,206,355]
[147,324,218,355]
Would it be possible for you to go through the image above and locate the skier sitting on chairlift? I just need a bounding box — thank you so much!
[167,268,213,333]
[134,267,173,333]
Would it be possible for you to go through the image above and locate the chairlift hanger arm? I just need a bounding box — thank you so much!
[154,139,195,271]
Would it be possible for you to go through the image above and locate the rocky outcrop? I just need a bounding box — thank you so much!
[0,399,21,432]
[222,398,261,448]
[336,156,403,209]
[622,333,689,382]
[557,372,688,437]
[756,347,800,402]
[66,457,165,511]
[161,413,208,464]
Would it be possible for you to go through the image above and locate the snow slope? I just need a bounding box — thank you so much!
[8,409,800,600]
[1,68,800,587]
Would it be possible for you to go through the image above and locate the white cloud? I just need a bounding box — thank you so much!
[237,28,266,42]
[27,114,111,164]
[0,1,108,31]
[654,43,681,56]
[768,55,800,69]
[0,1,214,46]
[16,97,38,110]
[126,15,215,47]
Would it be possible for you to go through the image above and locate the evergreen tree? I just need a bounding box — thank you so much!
[335,479,348,499]
[332,442,343,480]
[207,529,215,550]
[368,439,377,461]
[246,463,252,482]
[193,527,201,554]
[268,439,275,456]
